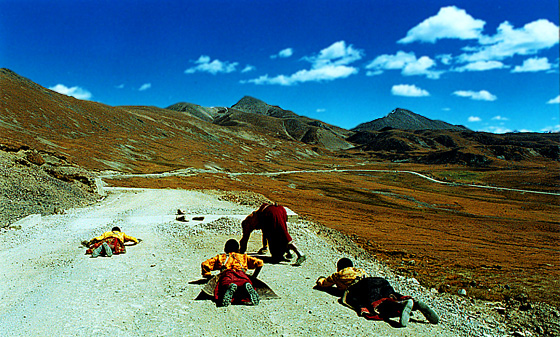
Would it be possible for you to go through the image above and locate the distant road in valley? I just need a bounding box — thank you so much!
[99,168,560,196]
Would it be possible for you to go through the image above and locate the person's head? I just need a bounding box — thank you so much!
[224,239,240,253]
[112,226,121,232]
[337,257,353,271]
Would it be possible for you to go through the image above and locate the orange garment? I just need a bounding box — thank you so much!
[316,267,369,290]
[201,252,263,278]
[92,231,138,245]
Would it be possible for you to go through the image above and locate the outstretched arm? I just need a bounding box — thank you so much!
[239,231,251,254]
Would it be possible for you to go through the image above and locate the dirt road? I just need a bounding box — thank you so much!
[0,187,507,336]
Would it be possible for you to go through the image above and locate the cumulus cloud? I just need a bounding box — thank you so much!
[271,48,294,59]
[241,65,256,73]
[398,6,485,44]
[484,126,513,134]
[453,90,497,101]
[365,51,442,79]
[49,84,92,100]
[459,19,559,62]
[391,84,430,97]
[185,55,238,75]
[492,115,509,121]
[512,57,552,73]
[547,95,560,104]
[437,54,453,65]
[244,65,357,85]
[453,60,507,72]
[306,41,363,68]
[139,83,151,91]
[243,41,362,86]
[468,116,482,122]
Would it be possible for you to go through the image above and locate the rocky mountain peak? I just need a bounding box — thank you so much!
[352,107,467,132]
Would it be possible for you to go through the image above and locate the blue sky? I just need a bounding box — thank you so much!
[1,0,558,133]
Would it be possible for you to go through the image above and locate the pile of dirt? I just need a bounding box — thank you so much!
[0,147,99,227]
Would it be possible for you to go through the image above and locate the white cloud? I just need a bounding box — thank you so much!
[366,51,416,73]
[437,54,453,65]
[541,124,560,132]
[453,60,506,72]
[271,48,294,59]
[512,57,552,73]
[547,95,560,104]
[243,65,357,86]
[483,126,512,134]
[398,6,485,44]
[459,19,559,62]
[402,56,442,79]
[306,41,363,68]
[365,51,442,79]
[453,90,497,101]
[243,41,361,86]
[468,116,482,122]
[391,84,430,97]
[49,84,92,100]
[115,84,124,89]
[241,65,256,73]
[139,83,151,91]
[185,55,238,75]
[491,115,509,121]
[316,108,326,113]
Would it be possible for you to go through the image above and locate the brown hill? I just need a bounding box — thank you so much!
[166,95,354,150]
[352,108,468,131]
[165,102,221,122]
[348,128,559,167]
[0,69,331,173]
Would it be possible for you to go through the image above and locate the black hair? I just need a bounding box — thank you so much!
[224,239,240,253]
[112,226,121,232]
[337,257,353,271]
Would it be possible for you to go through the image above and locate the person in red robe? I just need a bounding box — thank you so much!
[201,239,263,306]
[240,203,306,266]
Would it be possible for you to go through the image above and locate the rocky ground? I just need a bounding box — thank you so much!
[0,150,558,337]
[0,149,99,227]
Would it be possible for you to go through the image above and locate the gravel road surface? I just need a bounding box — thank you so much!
[0,187,509,337]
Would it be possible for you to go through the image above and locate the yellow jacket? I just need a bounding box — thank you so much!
[201,252,263,277]
[92,231,138,244]
[316,267,369,290]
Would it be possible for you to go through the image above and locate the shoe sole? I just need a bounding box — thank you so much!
[400,299,414,327]
[293,255,306,266]
[245,283,259,305]
[221,284,237,307]
[417,300,439,324]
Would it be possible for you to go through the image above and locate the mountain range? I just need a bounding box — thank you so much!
[0,68,558,173]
